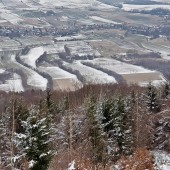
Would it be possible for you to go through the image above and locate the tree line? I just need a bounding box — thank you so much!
[0,83,170,169]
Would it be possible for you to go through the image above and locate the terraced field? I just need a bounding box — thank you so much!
[63,61,117,84]
[0,0,169,92]
[0,35,169,92]
[38,66,82,91]
[82,58,166,86]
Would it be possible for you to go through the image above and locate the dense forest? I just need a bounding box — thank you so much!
[0,83,170,170]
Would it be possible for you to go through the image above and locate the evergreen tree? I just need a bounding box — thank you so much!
[0,98,28,169]
[15,106,54,170]
[0,107,12,168]
[163,82,170,98]
[104,96,134,158]
[122,97,134,155]
[146,82,161,113]
[86,96,106,167]
[152,118,170,151]
[112,97,126,155]
[103,97,119,160]
[87,95,134,163]
[41,89,56,123]
[101,98,113,132]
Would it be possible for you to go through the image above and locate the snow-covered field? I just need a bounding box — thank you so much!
[41,41,100,58]
[38,66,80,81]
[37,0,115,9]
[85,58,166,86]
[0,69,5,74]
[153,0,170,3]
[90,16,119,24]
[11,55,48,90]
[1,0,28,8]
[88,58,154,75]
[42,45,60,55]
[0,37,21,49]
[16,36,54,47]
[20,0,115,9]
[78,18,95,25]
[55,34,86,42]
[63,61,117,84]
[0,11,23,25]
[142,42,170,60]
[26,71,47,90]
[65,41,101,57]
[0,73,24,92]
[17,39,101,57]
[123,4,170,11]
[38,66,82,91]
[20,47,44,68]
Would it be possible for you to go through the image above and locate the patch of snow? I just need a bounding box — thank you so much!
[139,77,167,87]
[89,58,154,74]
[85,58,166,86]
[39,66,77,79]
[90,16,120,24]
[55,34,86,42]
[38,66,83,90]
[27,73,47,90]
[152,0,170,3]
[54,43,66,53]
[11,55,47,90]
[0,11,23,24]
[0,69,5,74]
[68,160,75,170]
[60,16,69,21]
[152,151,170,170]
[142,42,170,60]
[0,19,7,23]
[65,41,101,57]
[29,160,36,168]
[20,47,44,68]
[123,4,170,11]
[0,73,24,92]
[42,45,61,55]
[16,36,53,46]
[162,165,170,170]
[37,0,115,9]
[64,61,117,84]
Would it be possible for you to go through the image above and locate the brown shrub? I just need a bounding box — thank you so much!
[120,148,154,170]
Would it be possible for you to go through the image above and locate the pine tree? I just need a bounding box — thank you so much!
[101,98,113,132]
[146,82,161,113]
[0,97,28,169]
[88,95,135,161]
[86,96,106,168]
[0,107,12,168]
[15,106,54,170]
[106,96,134,158]
[122,97,134,155]
[152,118,170,151]
[100,97,118,161]
[163,82,170,98]
[112,97,126,155]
